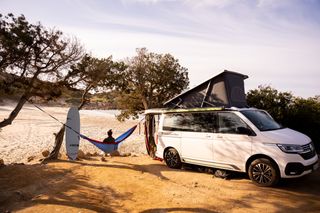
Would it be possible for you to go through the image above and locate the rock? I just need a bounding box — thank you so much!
[77,150,85,159]
[205,168,214,174]
[85,152,92,159]
[92,152,99,156]
[100,157,107,162]
[121,153,131,157]
[0,159,4,167]
[27,156,35,162]
[14,190,32,201]
[214,169,230,179]
[110,150,120,156]
[42,150,50,157]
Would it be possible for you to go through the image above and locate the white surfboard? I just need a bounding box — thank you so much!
[65,107,80,160]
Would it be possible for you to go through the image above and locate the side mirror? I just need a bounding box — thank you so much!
[237,127,255,136]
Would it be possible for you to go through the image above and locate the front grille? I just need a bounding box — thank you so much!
[300,143,316,160]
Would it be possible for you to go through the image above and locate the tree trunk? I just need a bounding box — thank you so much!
[141,96,149,110]
[0,72,40,129]
[77,85,92,110]
[42,125,65,163]
[0,94,29,128]
[42,85,92,163]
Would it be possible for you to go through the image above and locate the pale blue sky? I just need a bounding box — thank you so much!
[1,0,320,97]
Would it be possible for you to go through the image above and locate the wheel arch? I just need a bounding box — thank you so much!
[163,146,181,159]
[246,154,280,174]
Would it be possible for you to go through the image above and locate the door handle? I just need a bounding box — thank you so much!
[170,133,179,136]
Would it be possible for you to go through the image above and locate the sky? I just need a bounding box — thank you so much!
[1,0,320,97]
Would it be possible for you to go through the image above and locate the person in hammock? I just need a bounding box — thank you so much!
[103,129,115,144]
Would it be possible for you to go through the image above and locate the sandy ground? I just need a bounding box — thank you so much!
[1,103,320,212]
[0,155,320,213]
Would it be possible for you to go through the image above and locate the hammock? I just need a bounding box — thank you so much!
[80,125,137,153]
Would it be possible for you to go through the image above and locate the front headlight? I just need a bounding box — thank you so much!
[277,144,304,153]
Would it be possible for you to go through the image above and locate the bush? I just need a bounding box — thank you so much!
[284,98,320,152]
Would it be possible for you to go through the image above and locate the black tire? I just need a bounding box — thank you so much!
[248,158,279,187]
[164,148,182,169]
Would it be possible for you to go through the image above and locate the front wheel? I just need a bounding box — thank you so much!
[248,158,279,187]
[164,148,182,169]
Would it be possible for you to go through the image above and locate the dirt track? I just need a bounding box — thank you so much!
[0,155,319,213]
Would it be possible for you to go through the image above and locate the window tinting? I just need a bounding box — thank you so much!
[240,110,282,131]
[163,112,217,133]
[218,112,248,134]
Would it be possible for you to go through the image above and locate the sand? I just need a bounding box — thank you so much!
[1,155,320,212]
[0,103,146,164]
[1,103,320,212]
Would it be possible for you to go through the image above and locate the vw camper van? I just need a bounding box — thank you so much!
[144,107,319,187]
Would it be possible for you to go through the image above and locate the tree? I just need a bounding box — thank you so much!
[246,85,293,122]
[0,13,84,128]
[43,55,118,161]
[115,48,189,120]
[0,13,31,71]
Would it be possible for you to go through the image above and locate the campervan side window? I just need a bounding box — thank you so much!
[217,112,248,134]
[163,112,217,132]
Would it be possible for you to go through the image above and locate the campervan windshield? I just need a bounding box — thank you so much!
[241,110,282,131]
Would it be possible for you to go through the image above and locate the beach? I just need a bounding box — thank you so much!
[0,103,146,164]
[1,103,320,212]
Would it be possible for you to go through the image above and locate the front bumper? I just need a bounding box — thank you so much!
[285,161,319,176]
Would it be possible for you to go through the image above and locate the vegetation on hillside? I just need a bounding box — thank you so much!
[0,72,118,108]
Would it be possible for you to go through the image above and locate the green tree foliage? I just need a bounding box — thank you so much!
[0,13,33,71]
[66,55,118,107]
[246,86,294,121]
[0,13,84,128]
[247,86,320,152]
[44,55,119,161]
[284,97,320,151]
[114,48,189,120]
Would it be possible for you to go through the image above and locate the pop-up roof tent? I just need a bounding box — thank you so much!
[164,70,248,109]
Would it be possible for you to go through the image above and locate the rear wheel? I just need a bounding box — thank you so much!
[248,158,279,187]
[164,148,182,169]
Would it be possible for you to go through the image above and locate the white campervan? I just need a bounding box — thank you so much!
[145,107,319,187]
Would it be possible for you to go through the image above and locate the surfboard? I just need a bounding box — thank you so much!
[65,107,80,160]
